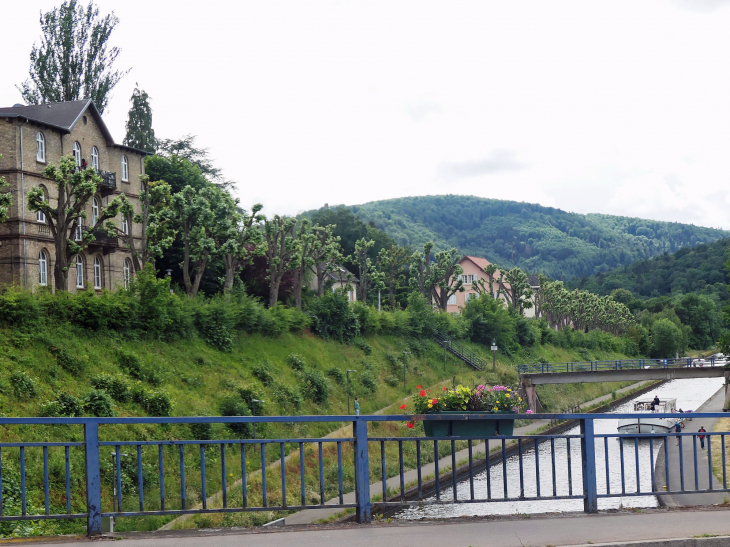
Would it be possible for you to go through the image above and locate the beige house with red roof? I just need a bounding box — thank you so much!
[444,255,539,317]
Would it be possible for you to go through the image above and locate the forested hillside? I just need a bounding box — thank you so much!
[340,195,727,280]
[569,237,730,303]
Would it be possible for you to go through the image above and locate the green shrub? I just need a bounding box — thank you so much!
[236,385,264,408]
[39,392,83,417]
[90,374,130,402]
[287,353,306,371]
[10,371,38,399]
[384,352,400,374]
[300,369,331,405]
[252,361,275,386]
[272,383,303,411]
[143,391,173,417]
[218,396,252,437]
[83,389,115,417]
[0,286,42,329]
[384,375,399,388]
[351,302,378,336]
[130,383,148,406]
[359,371,377,393]
[117,351,143,379]
[353,339,372,355]
[48,345,85,374]
[193,296,236,352]
[326,367,344,385]
[190,420,214,441]
[307,292,358,343]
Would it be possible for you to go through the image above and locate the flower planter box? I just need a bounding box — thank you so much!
[494,410,516,436]
[423,411,509,437]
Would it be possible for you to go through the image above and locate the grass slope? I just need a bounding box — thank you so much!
[343,195,728,280]
[0,326,635,535]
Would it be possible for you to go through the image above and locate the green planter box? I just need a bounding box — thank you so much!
[422,411,502,437]
[494,410,517,436]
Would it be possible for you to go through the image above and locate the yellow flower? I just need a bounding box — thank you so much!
[506,394,511,398]
[428,403,433,408]
[518,397,522,402]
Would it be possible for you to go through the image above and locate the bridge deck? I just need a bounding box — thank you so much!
[522,366,726,385]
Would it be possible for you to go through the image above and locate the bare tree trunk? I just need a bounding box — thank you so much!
[316,263,326,297]
[292,265,304,309]
[53,238,69,291]
[223,253,235,293]
[190,254,208,297]
[269,273,281,308]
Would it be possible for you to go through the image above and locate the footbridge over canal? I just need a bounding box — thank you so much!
[519,358,729,412]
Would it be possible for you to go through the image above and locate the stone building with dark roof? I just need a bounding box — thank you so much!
[0,99,149,291]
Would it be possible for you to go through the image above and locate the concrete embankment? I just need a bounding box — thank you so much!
[655,386,729,507]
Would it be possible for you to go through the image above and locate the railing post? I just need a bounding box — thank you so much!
[580,418,598,513]
[353,418,371,523]
[84,422,102,536]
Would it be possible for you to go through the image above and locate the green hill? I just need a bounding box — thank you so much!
[569,237,730,303]
[341,195,728,280]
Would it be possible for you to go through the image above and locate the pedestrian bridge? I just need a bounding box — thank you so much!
[519,358,727,385]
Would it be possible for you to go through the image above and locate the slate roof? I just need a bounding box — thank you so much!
[0,99,150,155]
[527,275,540,288]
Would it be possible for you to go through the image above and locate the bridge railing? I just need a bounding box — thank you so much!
[0,413,728,536]
[518,357,727,374]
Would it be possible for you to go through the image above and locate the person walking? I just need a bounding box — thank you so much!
[652,395,660,410]
[673,421,682,446]
[698,426,707,449]
[354,397,360,416]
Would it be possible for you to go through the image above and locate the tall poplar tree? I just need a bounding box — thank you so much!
[123,87,156,152]
[18,0,129,113]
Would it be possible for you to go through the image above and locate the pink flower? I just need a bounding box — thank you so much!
[526,409,533,414]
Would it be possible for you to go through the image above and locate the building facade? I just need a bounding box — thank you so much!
[444,255,539,317]
[0,100,148,292]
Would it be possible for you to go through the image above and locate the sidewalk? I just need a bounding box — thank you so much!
[285,380,653,525]
[10,507,730,546]
[656,386,728,507]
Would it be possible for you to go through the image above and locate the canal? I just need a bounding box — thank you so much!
[396,377,725,519]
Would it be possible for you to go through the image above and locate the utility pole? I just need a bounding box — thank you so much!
[346,370,356,414]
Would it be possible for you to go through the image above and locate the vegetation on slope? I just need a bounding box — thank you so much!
[332,195,727,280]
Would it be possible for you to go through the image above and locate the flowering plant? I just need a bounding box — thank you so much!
[410,384,526,414]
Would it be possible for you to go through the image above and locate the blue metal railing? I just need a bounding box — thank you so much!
[518,357,727,374]
[0,413,729,536]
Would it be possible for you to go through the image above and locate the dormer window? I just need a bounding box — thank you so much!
[72,142,81,167]
[121,155,129,182]
[36,132,45,162]
[91,146,99,170]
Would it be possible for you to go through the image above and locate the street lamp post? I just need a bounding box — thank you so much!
[346,370,356,414]
[491,339,498,371]
[251,399,264,450]
[402,351,411,390]
[165,269,173,294]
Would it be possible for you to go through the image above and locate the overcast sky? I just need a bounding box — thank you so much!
[4,0,730,228]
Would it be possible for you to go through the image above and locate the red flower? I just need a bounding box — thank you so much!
[443,386,448,391]
[427,389,431,393]
[406,421,415,429]
[416,385,422,389]
[399,404,406,410]
[419,390,427,397]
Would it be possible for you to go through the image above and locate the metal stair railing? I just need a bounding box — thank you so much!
[433,330,487,371]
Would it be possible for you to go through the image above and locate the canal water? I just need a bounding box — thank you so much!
[396,378,725,519]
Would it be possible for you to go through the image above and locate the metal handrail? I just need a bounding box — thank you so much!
[434,330,487,370]
[518,357,727,374]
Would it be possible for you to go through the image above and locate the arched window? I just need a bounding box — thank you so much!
[72,142,82,167]
[123,259,132,289]
[36,132,45,162]
[74,217,83,241]
[121,155,129,182]
[91,197,100,226]
[122,214,129,235]
[38,250,48,286]
[91,146,99,170]
[36,187,46,223]
[75,255,84,288]
[93,256,102,289]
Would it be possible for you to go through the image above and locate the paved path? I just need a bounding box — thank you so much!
[656,386,728,507]
[285,381,653,525]
[10,507,730,546]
